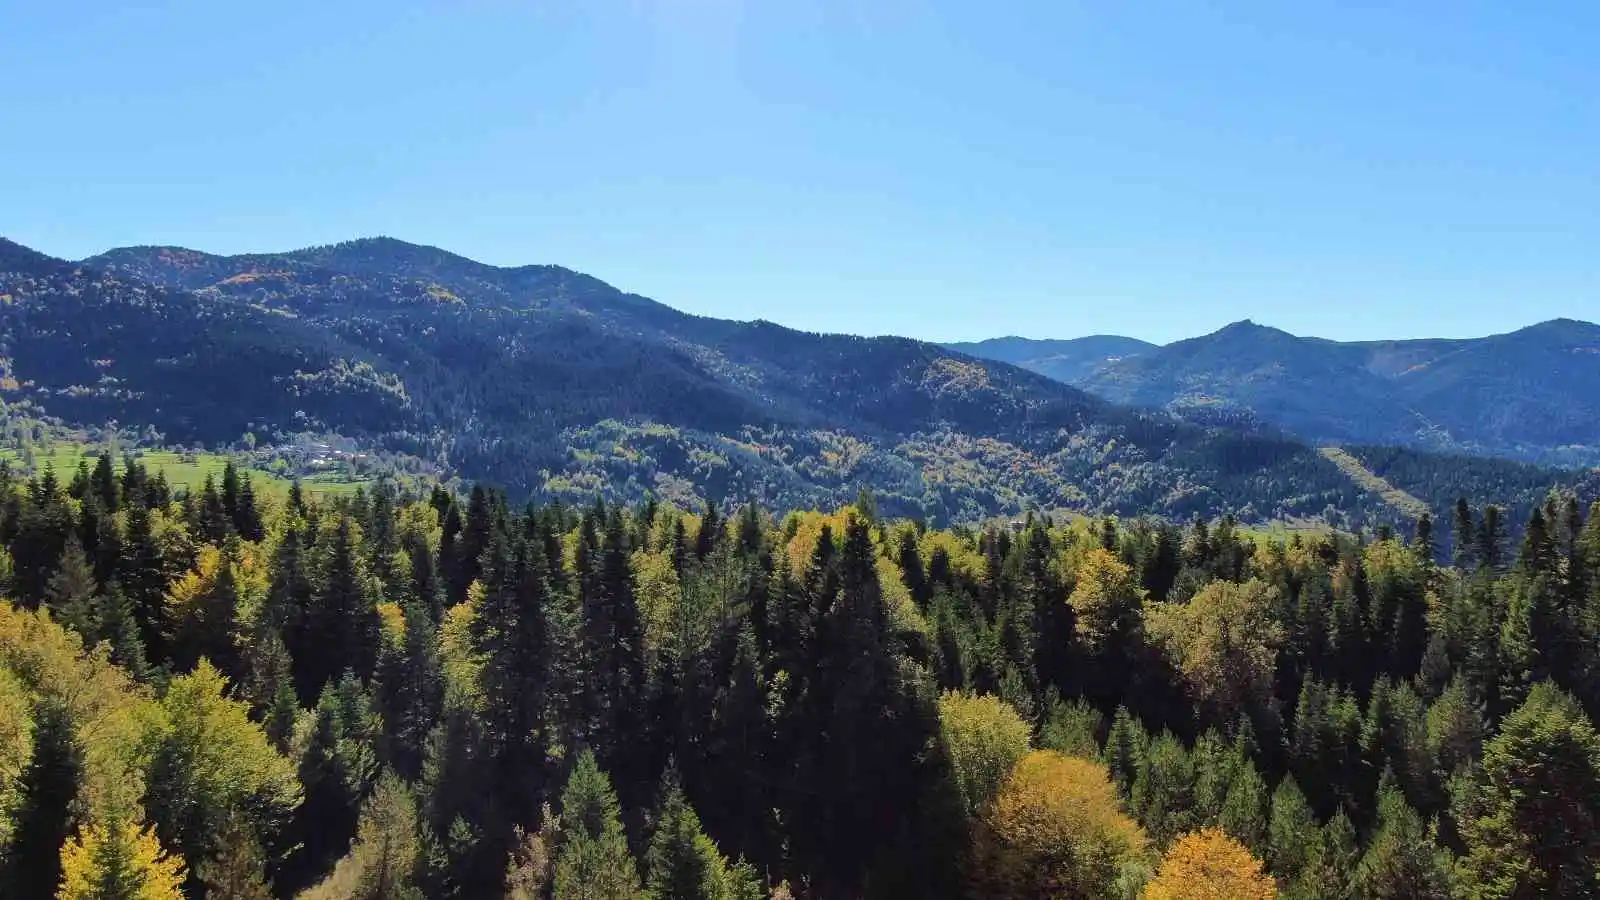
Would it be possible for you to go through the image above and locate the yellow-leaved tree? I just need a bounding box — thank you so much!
[58,814,186,900]
[937,690,1032,818]
[1145,579,1283,727]
[1142,827,1277,900]
[1069,547,1145,654]
[971,750,1150,900]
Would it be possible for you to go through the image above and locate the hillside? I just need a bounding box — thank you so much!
[943,335,1155,383]
[0,235,1418,525]
[959,319,1600,465]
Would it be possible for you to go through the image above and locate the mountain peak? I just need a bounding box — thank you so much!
[0,237,73,276]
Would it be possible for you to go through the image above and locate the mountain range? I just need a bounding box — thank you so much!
[1,236,1592,528]
[952,319,1600,467]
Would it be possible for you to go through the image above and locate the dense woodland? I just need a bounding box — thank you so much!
[15,236,1596,530]
[0,453,1598,899]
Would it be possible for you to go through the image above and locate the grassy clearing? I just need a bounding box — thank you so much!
[1318,446,1430,520]
[0,443,368,496]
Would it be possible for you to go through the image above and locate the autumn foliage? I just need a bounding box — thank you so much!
[1142,827,1277,900]
[971,750,1149,899]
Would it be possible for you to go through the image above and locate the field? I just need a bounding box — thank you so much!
[0,443,370,496]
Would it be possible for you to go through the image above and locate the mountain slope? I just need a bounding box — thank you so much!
[0,236,1539,525]
[1057,319,1600,465]
[945,335,1155,383]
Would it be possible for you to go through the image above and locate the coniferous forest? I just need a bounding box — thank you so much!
[2,456,1600,899]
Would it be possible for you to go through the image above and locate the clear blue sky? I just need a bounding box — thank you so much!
[2,1,1595,344]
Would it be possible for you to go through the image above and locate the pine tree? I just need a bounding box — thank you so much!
[91,452,119,514]
[285,683,365,891]
[1265,776,1315,882]
[197,814,274,900]
[645,771,729,900]
[472,526,554,831]
[1476,505,1504,572]
[1452,499,1475,571]
[1458,682,1600,897]
[379,598,445,782]
[45,534,98,636]
[1413,512,1434,563]
[305,516,380,695]
[0,699,83,900]
[1294,809,1358,900]
[553,751,643,900]
[1103,705,1146,798]
[234,474,265,542]
[1349,781,1452,899]
[1131,730,1197,849]
[342,774,426,900]
[93,582,150,682]
[120,501,169,665]
[197,474,231,544]
[1218,760,1269,852]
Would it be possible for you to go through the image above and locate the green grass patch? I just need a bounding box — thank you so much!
[1319,446,1430,520]
[0,443,369,496]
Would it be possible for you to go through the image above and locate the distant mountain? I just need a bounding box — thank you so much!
[945,335,1155,383]
[0,235,1446,526]
[961,318,1600,466]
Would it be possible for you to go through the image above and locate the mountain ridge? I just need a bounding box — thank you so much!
[1,235,1370,525]
[4,234,1592,528]
[957,317,1600,466]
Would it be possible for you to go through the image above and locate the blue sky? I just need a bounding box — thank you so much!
[2,1,1595,344]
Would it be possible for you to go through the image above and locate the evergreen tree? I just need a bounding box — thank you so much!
[379,598,445,782]
[44,534,97,636]
[119,501,169,666]
[1453,499,1475,571]
[197,814,274,900]
[305,517,380,696]
[197,473,231,544]
[287,684,365,891]
[1413,511,1434,563]
[0,700,83,900]
[553,752,643,900]
[90,452,119,514]
[472,526,554,835]
[1265,776,1316,883]
[1458,682,1600,897]
[1476,504,1504,572]
[92,582,150,682]
[1349,781,1453,899]
[234,474,265,542]
[1103,705,1147,798]
[645,771,728,900]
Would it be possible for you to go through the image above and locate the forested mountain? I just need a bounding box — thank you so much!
[942,335,1155,383]
[3,455,1600,898]
[957,319,1600,466]
[0,237,1439,528]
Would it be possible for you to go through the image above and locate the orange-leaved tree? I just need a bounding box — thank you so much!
[971,750,1149,900]
[1142,826,1277,900]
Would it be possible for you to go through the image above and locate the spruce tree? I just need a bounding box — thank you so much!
[645,771,727,900]
[234,474,265,542]
[553,752,643,900]
[1452,499,1475,571]
[379,598,445,782]
[198,814,273,900]
[45,534,97,636]
[0,699,83,900]
[120,501,169,664]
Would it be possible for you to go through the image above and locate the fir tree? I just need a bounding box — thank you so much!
[0,700,83,900]
[553,752,643,900]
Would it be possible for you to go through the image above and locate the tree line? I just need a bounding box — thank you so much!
[0,454,1598,898]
